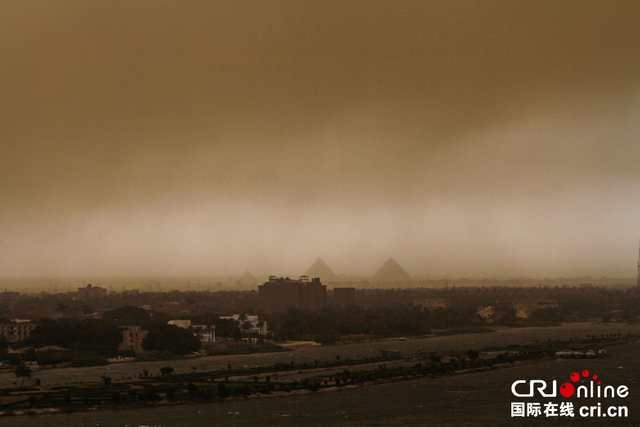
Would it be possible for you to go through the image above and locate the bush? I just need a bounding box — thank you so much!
[187,383,198,395]
[196,389,211,400]
[160,366,174,376]
[217,382,229,398]
[142,389,159,401]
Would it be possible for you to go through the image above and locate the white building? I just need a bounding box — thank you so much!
[167,319,191,329]
[476,306,496,323]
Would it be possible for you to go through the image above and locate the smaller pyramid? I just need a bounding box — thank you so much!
[304,258,339,282]
[372,257,411,282]
[238,270,256,284]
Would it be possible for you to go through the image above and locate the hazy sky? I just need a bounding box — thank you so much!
[1,0,639,279]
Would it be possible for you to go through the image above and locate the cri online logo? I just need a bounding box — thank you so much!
[512,370,629,398]
[560,370,597,397]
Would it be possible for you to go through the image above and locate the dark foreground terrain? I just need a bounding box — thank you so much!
[5,324,640,426]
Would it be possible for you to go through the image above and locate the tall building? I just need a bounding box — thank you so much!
[258,276,326,312]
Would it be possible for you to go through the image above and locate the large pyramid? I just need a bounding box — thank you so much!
[238,270,256,284]
[371,257,412,282]
[304,257,339,282]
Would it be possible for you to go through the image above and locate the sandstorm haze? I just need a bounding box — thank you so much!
[1,1,639,280]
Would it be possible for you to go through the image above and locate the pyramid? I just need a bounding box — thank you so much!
[304,257,339,282]
[238,270,256,284]
[371,257,411,282]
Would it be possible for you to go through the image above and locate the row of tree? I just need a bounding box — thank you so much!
[264,305,480,342]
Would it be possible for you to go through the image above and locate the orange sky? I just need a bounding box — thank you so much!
[1,1,639,278]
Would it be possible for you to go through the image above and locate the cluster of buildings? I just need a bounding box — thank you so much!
[412,297,560,323]
[118,314,269,353]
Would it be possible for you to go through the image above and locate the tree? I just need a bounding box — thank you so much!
[466,349,480,362]
[15,364,32,388]
[160,366,174,376]
[241,320,253,336]
[187,382,198,395]
[217,382,229,398]
[142,325,201,355]
[102,306,151,326]
[216,319,241,339]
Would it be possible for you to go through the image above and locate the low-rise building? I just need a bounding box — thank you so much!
[512,300,559,318]
[167,319,191,329]
[119,326,148,353]
[476,306,496,323]
[0,321,37,342]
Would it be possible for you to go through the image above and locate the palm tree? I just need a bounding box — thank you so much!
[241,320,253,337]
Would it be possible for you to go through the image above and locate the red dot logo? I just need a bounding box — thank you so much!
[582,370,589,377]
[593,375,598,380]
[570,372,580,382]
[560,383,575,397]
